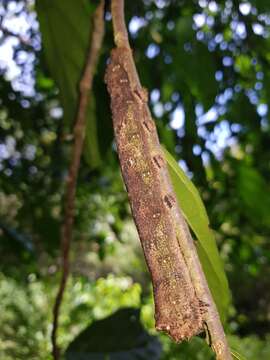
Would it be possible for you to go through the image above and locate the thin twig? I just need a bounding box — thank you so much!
[51,2,105,359]
[108,1,232,359]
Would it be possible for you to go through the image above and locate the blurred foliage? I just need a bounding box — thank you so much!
[1,271,270,360]
[1,0,270,358]
[0,272,142,359]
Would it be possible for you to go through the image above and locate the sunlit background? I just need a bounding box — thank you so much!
[1,0,270,359]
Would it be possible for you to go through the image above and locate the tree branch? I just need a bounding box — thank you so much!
[51,2,105,359]
[106,1,231,359]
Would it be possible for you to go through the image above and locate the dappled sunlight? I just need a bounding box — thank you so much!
[1,0,270,358]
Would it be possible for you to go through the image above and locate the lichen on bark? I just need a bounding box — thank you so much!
[106,1,232,358]
[105,47,207,341]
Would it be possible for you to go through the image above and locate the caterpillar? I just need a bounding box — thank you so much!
[105,47,207,341]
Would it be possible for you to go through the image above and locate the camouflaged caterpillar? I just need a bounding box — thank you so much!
[105,47,207,341]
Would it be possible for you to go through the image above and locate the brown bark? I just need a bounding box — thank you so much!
[106,48,206,340]
[51,2,105,359]
[106,0,232,359]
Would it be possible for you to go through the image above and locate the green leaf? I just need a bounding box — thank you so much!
[65,308,162,360]
[237,163,270,228]
[163,147,230,323]
[36,0,101,168]
[174,17,218,110]
[250,0,270,12]
[231,348,247,360]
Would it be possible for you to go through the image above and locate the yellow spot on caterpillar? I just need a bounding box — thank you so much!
[112,65,120,72]
[153,212,161,218]
[142,170,152,185]
[127,158,135,167]
[142,170,150,177]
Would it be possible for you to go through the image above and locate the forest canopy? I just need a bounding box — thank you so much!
[0,0,270,359]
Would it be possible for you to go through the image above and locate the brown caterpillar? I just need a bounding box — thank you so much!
[105,47,207,341]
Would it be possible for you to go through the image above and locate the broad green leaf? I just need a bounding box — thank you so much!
[231,349,247,360]
[250,0,270,12]
[174,17,218,110]
[65,308,162,360]
[237,163,270,228]
[163,147,230,323]
[36,0,101,168]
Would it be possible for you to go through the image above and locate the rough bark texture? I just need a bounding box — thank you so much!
[107,1,232,358]
[105,48,207,341]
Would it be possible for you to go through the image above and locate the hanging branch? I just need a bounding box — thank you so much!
[51,2,105,359]
[105,0,231,359]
